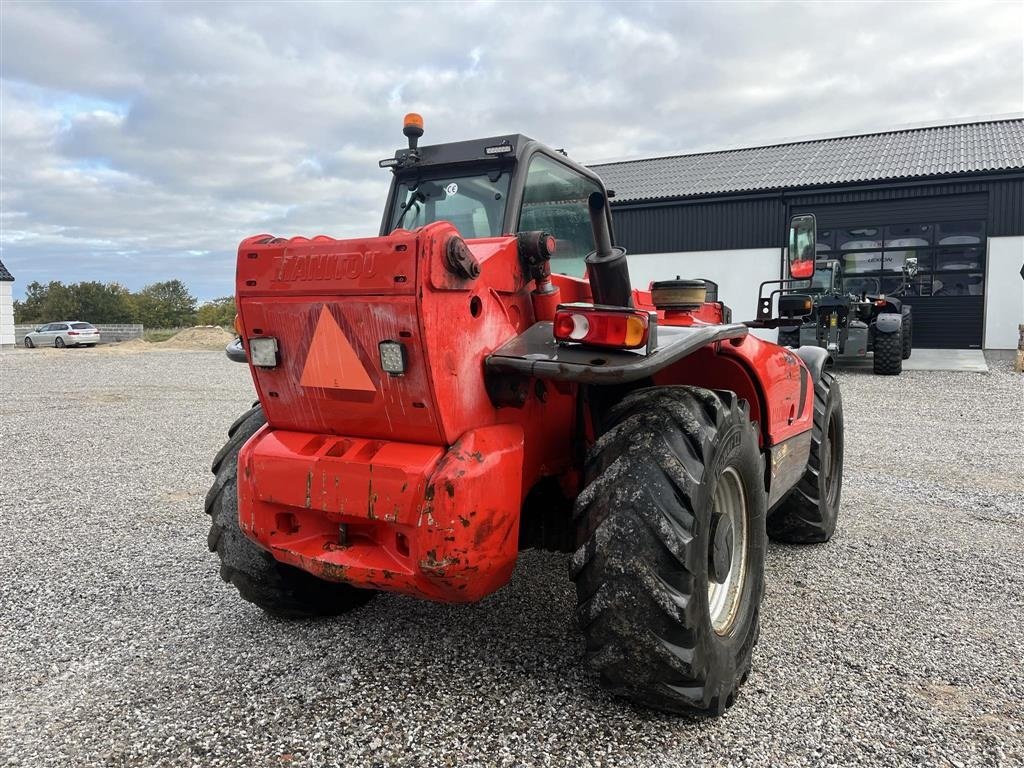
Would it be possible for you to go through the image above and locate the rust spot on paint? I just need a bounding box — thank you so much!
[473,517,496,548]
[315,560,351,581]
[304,470,313,508]
[444,480,456,499]
[458,515,470,528]
[367,464,377,519]
[420,549,460,572]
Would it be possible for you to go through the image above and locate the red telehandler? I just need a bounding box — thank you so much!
[207,115,843,715]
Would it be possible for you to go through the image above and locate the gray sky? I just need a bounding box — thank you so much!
[3,0,1022,301]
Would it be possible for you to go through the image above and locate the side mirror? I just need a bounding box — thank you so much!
[779,293,814,319]
[788,214,817,280]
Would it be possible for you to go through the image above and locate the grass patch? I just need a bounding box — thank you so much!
[143,328,180,343]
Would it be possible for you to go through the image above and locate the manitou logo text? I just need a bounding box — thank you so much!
[273,252,378,282]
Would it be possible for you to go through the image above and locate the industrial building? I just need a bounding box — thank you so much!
[593,116,1024,349]
[0,259,14,349]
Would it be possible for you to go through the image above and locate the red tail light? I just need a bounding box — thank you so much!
[68,331,79,335]
[553,304,652,350]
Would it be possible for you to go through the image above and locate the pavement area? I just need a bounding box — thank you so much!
[838,348,990,373]
[0,347,1021,767]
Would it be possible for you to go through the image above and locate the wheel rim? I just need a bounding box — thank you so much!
[822,413,840,508]
[707,466,749,636]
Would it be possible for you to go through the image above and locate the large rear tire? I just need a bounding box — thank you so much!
[872,328,902,375]
[767,371,843,544]
[572,386,766,716]
[901,314,913,360]
[205,404,376,618]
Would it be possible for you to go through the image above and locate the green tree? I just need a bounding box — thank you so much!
[13,281,77,324]
[13,281,50,323]
[195,296,236,328]
[72,281,134,323]
[132,280,197,328]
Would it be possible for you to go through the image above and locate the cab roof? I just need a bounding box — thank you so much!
[389,134,532,169]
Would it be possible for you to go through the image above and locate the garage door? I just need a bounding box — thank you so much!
[794,195,988,348]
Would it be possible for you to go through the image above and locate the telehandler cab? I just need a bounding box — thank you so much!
[208,115,844,715]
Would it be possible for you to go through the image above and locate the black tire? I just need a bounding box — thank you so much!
[767,371,843,544]
[205,404,376,618]
[24,337,34,348]
[901,315,913,360]
[54,337,65,349]
[571,386,766,716]
[872,327,902,375]
[777,328,800,348]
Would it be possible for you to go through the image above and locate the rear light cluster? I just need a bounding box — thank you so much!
[553,304,653,351]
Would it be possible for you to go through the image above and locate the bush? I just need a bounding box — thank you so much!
[196,297,236,329]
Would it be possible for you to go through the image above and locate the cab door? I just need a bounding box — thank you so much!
[515,152,606,278]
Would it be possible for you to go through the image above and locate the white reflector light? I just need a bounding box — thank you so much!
[566,313,590,340]
[249,337,279,368]
[379,341,406,375]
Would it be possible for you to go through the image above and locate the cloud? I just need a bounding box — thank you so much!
[1,0,1021,299]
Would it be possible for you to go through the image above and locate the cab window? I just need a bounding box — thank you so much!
[389,172,510,239]
[518,154,603,277]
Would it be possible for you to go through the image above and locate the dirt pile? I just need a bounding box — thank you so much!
[157,326,235,350]
[92,338,152,354]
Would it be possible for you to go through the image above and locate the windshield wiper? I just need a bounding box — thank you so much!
[394,190,425,231]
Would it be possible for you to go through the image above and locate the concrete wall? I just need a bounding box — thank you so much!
[0,283,13,347]
[14,323,144,345]
[984,236,1024,349]
[627,247,783,340]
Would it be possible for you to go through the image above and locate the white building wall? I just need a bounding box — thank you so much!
[984,237,1024,349]
[0,283,14,348]
[627,248,783,340]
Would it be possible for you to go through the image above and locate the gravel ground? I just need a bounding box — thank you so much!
[1,347,1021,768]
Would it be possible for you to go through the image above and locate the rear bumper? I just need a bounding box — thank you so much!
[237,424,524,603]
[68,335,100,345]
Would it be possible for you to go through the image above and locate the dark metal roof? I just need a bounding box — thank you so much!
[0,258,13,282]
[591,118,1024,204]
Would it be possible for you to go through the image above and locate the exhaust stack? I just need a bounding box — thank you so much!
[585,192,632,308]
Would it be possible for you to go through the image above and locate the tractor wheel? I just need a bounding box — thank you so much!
[777,328,800,348]
[572,386,765,716]
[767,371,844,544]
[901,315,913,360]
[205,404,375,618]
[872,328,903,375]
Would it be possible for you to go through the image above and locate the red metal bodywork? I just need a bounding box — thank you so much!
[234,223,813,602]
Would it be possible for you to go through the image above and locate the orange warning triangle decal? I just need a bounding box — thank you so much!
[300,306,377,392]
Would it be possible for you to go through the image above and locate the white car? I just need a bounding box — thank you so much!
[24,321,101,348]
